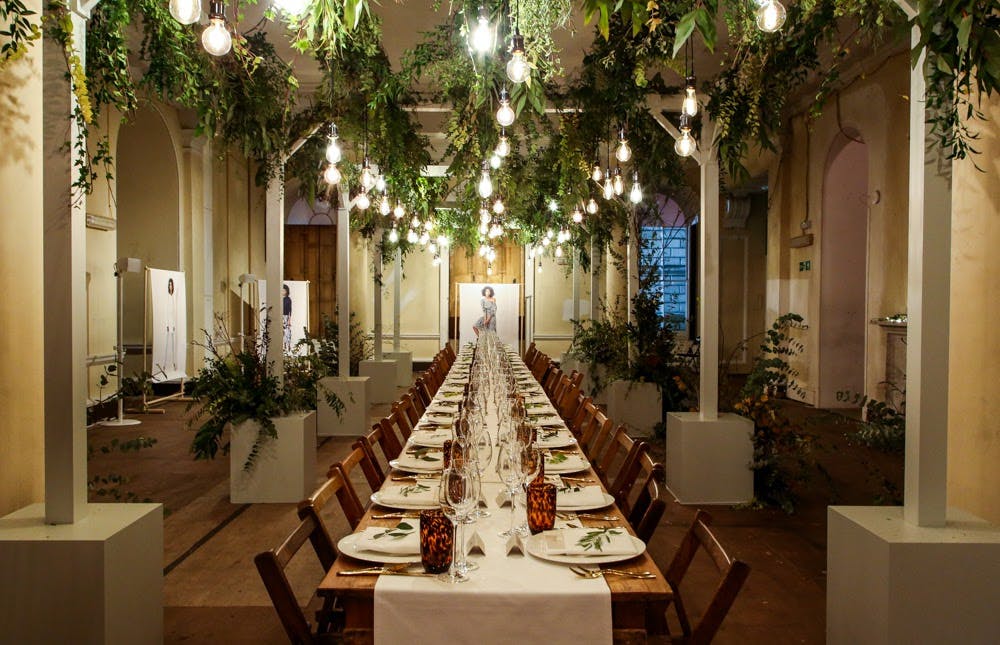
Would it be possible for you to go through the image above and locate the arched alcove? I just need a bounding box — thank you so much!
[116,106,181,362]
[818,132,869,407]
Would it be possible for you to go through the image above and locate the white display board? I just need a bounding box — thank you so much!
[148,268,187,382]
[259,279,310,355]
[458,283,520,347]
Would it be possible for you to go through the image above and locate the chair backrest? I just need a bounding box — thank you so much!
[254,515,327,644]
[542,367,563,398]
[575,400,601,444]
[362,421,402,465]
[413,376,433,408]
[550,374,572,406]
[386,406,413,441]
[530,354,550,381]
[396,393,422,429]
[523,342,537,364]
[625,453,666,543]
[665,510,751,644]
[442,342,456,364]
[556,383,582,421]
[569,370,584,388]
[407,387,427,416]
[294,470,352,571]
[584,413,615,463]
[312,463,365,530]
[596,425,648,499]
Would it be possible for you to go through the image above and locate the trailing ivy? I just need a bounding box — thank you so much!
[1,0,40,69]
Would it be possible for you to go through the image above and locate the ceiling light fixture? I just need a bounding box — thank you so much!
[756,0,787,33]
[202,1,232,56]
[169,0,200,25]
[496,87,515,127]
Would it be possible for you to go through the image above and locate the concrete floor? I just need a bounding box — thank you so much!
[86,392,901,644]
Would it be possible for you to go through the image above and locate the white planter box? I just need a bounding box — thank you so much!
[230,410,316,503]
[317,376,369,437]
[383,351,413,387]
[359,359,400,404]
[606,380,662,435]
[665,412,754,504]
[0,503,163,644]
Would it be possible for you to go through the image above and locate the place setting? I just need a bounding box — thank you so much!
[389,446,445,473]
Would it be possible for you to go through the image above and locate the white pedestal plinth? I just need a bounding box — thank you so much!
[0,503,163,644]
[383,351,413,387]
[827,506,1000,645]
[317,376,369,437]
[606,380,662,435]
[665,412,754,504]
[230,411,317,503]
[360,359,400,404]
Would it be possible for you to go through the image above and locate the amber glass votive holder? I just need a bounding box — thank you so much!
[442,439,466,470]
[420,509,453,574]
[526,482,557,534]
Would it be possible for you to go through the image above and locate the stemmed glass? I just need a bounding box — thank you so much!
[469,429,493,519]
[495,445,523,537]
[515,445,542,535]
[438,467,476,583]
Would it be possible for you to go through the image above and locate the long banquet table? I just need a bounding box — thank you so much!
[317,344,672,643]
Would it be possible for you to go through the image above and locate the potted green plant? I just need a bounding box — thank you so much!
[188,318,319,503]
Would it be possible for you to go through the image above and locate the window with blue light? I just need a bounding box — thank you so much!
[640,226,689,331]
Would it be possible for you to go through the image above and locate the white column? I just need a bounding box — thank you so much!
[903,25,951,528]
[265,169,285,382]
[698,127,721,420]
[393,248,402,352]
[201,139,214,338]
[572,249,581,321]
[336,196,350,376]
[438,247,450,347]
[373,237,383,360]
[524,247,535,345]
[42,4,93,524]
[590,239,602,320]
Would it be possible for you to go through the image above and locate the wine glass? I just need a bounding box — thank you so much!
[515,445,542,535]
[468,430,493,519]
[438,467,475,583]
[495,444,523,537]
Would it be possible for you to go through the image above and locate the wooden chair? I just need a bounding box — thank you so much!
[254,514,342,643]
[550,373,571,406]
[583,412,614,463]
[573,399,601,443]
[542,367,563,399]
[530,353,550,381]
[360,421,402,465]
[556,384,582,422]
[442,342,456,365]
[300,464,366,531]
[594,425,648,496]
[623,454,666,543]
[660,510,751,644]
[568,370,584,388]
[567,396,595,438]
[395,393,422,431]
[523,342,537,365]
[413,376,434,408]
[386,406,413,441]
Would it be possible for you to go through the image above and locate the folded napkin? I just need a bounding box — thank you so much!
[541,527,636,556]
[533,416,565,428]
[427,403,457,415]
[409,429,451,447]
[424,412,455,424]
[557,485,607,508]
[378,482,439,506]
[527,408,556,417]
[525,395,549,405]
[544,453,588,472]
[353,521,420,555]
[394,450,443,471]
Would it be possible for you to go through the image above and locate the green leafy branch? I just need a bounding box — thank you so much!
[575,527,624,551]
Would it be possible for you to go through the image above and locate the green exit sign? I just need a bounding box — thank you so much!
[799,260,811,272]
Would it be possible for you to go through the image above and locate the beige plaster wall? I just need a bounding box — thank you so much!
[948,88,1000,524]
[380,245,444,360]
[533,253,592,358]
[0,2,45,515]
[767,53,910,405]
[720,195,767,373]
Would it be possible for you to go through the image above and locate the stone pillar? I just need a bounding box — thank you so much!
[264,170,285,381]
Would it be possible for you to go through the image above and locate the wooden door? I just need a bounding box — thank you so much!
[285,225,336,334]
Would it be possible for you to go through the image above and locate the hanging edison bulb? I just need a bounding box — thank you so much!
[407,228,419,244]
[492,198,505,215]
[506,32,529,84]
[428,242,437,254]
[602,173,614,200]
[681,77,698,118]
[355,189,370,211]
[572,206,584,223]
[629,171,643,204]
[360,158,375,191]
[374,174,386,193]
[591,163,604,183]
[323,164,341,186]
[478,162,493,199]
[419,231,430,245]
[437,235,449,247]
[388,225,399,243]
[169,0,200,25]
[548,199,559,213]
[274,0,307,16]
[325,125,342,163]
[379,196,391,216]
[586,198,599,215]
[490,153,502,170]
[393,203,405,219]
[469,4,494,54]
[496,130,511,157]
[410,216,421,229]
[202,2,232,56]
[555,245,563,258]
[496,88,515,127]
[674,114,698,158]
[756,0,787,32]
[615,127,632,163]
[479,207,491,225]
[612,167,625,196]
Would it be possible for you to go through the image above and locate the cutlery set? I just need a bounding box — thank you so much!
[568,566,656,580]
[338,564,435,577]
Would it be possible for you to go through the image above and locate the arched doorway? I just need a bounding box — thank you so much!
[818,133,869,407]
[116,106,181,373]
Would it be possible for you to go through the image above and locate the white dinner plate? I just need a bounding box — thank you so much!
[557,492,615,512]
[389,458,444,474]
[544,456,590,475]
[408,431,451,448]
[336,532,422,564]
[537,432,577,449]
[370,491,440,511]
[525,533,646,565]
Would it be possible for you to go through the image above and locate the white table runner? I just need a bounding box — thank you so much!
[373,346,612,645]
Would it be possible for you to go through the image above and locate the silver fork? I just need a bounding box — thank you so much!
[568,566,656,579]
